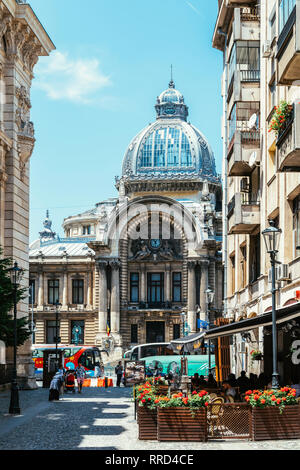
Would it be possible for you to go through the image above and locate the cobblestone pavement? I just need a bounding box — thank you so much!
[0,384,300,450]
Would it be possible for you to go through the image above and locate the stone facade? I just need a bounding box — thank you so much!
[0,0,54,387]
[29,81,223,363]
[213,0,300,379]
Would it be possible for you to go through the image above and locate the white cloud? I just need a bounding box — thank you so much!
[34,51,111,104]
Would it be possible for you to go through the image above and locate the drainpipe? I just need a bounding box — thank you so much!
[218,28,228,318]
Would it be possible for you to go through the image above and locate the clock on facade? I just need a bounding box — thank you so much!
[150,239,161,249]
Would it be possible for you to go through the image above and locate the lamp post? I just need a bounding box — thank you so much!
[54,300,62,371]
[205,287,215,374]
[8,262,23,415]
[262,220,282,389]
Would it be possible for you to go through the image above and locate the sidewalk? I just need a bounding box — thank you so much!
[0,385,300,450]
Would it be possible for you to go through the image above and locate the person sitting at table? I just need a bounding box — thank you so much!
[207,373,217,388]
[221,381,237,402]
[191,373,202,391]
[237,371,250,393]
[227,373,238,387]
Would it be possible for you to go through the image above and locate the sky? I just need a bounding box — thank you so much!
[28,0,223,242]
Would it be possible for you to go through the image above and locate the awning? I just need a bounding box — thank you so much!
[169,331,206,353]
[206,301,300,340]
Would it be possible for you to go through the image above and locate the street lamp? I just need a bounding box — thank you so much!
[54,300,62,371]
[205,287,215,374]
[262,220,282,389]
[8,262,23,415]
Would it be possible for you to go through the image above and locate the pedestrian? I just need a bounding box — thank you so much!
[115,361,123,387]
[49,371,64,401]
[75,363,86,393]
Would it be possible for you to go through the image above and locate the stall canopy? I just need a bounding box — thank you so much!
[205,301,300,340]
[169,331,206,354]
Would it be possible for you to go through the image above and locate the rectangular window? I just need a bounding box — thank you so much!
[173,324,181,340]
[48,279,59,305]
[130,273,139,303]
[72,279,84,304]
[249,234,261,283]
[228,41,260,85]
[172,272,182,302]
[131,324,138,344]
[29,280,35,305]
[230,255,236,295]
[240,245,247,289]
[82,225,91,235]
[293,196,300,257]
[147,273,164,305]
[279,0,296,34]
[46,320,60,344]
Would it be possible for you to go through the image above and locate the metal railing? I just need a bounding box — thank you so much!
[240,6,260,22]
[240,70,260,82]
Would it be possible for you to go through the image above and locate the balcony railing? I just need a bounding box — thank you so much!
[240,6,260,22]
[228,192,260,234]
[240,69,260,82]
[276,102,300,171]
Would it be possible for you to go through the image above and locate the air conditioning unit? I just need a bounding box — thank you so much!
[277,264,290,281]
[240,178,250,192]
[262,41,272,58]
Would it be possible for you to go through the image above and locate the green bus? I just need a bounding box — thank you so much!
[123,343,215,377]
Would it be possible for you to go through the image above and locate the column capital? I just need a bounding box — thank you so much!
[97,259,108,270]
[187,260,197,270]
[109,259,121,270]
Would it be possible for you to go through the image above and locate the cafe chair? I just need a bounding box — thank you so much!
[207,397,225,437]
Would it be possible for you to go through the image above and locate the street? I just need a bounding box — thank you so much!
[0,383,300,450]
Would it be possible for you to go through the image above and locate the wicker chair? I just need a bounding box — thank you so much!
[226,394,235,403]
[209,393,217,401]
[207,397,225,437]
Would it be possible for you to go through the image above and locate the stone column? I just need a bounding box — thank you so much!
[37,269,44,309]
[140,263,146,302]
[62,269,68,309]
[110,260,121,334]
[86,270,92,308]
[165,263,171,302]
[0,169,7,249]
[187,261,197,333]
[200,259,209,323]
[98,260,108,333]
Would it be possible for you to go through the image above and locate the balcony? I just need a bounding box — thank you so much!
[228,192,260,234]
[276,102,300,172]
[277,2,300,85]
[228,129,260,176]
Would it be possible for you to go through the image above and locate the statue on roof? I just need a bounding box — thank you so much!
[39,210,56,242]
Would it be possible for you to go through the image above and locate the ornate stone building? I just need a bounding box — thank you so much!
[29,80,223,361]
[0,0,54,387]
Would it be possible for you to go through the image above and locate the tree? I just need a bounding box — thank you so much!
[0,249,32,347]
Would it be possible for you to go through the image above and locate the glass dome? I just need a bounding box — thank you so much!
[139,126,193,169]
[121,80,218,181]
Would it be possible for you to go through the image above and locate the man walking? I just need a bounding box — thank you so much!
[75,363,86,393]
[115,361,123,387]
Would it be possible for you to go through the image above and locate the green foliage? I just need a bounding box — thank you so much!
[0,249,32,347]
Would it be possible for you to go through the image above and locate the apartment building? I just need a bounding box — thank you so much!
[212,0,300,383]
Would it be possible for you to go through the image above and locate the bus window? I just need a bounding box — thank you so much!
[93,349,101,367]
[131,348,139,360]
[79,350,94,370]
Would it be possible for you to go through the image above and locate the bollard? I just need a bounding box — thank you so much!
[105,376,108,388]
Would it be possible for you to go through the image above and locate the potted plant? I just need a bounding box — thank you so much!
[136,382,158,440]
[245,388,300,441]
[250,349,263,362]
[157,391,209,442]
[268,101,293,138]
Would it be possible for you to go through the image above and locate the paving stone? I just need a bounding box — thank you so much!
[0,386,299,450]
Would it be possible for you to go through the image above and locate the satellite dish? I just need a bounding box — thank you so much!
[249,151,258,167]
[248,113,257,129]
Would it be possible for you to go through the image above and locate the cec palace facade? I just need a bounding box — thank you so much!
[29,79,223,361]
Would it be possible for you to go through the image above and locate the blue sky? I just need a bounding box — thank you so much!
[29,0,222,241]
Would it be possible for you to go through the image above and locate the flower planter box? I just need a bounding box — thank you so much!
[158,408,207,442]
[251,405,300,441]
[157,385,169,395]
[138,406,157,440]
